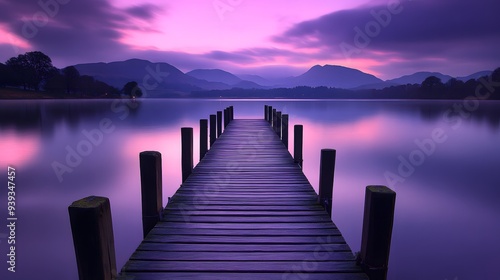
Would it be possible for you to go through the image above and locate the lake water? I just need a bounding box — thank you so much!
[0,99,499,280]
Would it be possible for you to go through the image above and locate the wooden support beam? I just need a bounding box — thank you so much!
[69,196,117,280]
[358,185,396,280]
[139,151,163,238]
[181,127,193,182]
[318,149,336,217]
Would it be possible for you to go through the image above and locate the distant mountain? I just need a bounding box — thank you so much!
[186,69,242,85]
[74,59,231,96]
[237,74,274,86]
[457,71,492,82]
[388,72,453,85]
[231,80,267,89]
[284,65,383,89]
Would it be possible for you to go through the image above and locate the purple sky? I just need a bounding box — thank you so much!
[1,0,499,79]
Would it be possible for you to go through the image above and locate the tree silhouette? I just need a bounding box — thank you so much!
[122,81,143,98]
[62,66,80,94]
[0,63,7,87]
[5,51,55,91]
[421,76,444,92]
[492,67,500,82]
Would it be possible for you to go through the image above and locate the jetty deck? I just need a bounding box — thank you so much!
[117,119,369,280]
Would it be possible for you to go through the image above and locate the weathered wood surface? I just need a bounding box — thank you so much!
[119,119,367,280]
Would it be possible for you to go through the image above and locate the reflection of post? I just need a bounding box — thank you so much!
[181,127,193,182]
[358,185,396,280]
[69,196,117,280]
[200,119,208,160]
[265,105,268,121]
[318,149,336,217]
[217,111,222,137]
[282,114,289,148]
[294,124,303,168]
[268,106,273,124]
[139,151,163,238]
[277,111,282,139]
[209,114,216,147]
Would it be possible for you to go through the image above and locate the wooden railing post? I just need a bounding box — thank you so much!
[181,127,193,182]
[265,105,268,121]
[209,114,216,147]
[268,106,273,124]
[200,119,208,160]
[318,149,336,217]
[69,196,117,280]
[139,151,163,238]
[229,106,234,121]
[294,124,303,168]
[224,108,229,128]
[277,111,282,138]
[358,186,396,280]
[282,114,289,148]
[217,111,222,137]
[272,109,277,132]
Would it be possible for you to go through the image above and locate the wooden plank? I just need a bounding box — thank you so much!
[118,272,369,280]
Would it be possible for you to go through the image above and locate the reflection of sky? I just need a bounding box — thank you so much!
[1,99,499,279]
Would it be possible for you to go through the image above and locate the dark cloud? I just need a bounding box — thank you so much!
[0,0,161,66]
[125,4,163,20]
[274,0,500,76]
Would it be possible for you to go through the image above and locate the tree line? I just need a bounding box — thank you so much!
[0,51,142,98]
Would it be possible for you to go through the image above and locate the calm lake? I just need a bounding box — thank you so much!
[1,99,499,280]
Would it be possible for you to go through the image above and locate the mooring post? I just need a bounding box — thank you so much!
[181,127,193,182]
[224,108,229,128]
[358,186,396,280]
[217,111,222,137]
[229,106,234,121]
[272,109,277,132]
[268,106,273,124]
[294,124,303,168]
[277,111,282,138]
[282,114,289,148]
[209,114,216,147]
[264,105,268,121]
[139,151,163,238]
[200,119,208,160]
[69,196,117,280]
[318,149,336,217]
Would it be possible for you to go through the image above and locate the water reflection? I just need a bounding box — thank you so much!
[0,99,499,280]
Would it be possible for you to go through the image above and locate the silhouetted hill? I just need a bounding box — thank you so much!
[388,72,453,85]
[186,69,242,85]
[284,65,382,88]
[74,59,231,95]
[457,71,492,81]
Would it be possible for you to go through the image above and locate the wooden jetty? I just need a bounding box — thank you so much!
[69,105,396,280]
